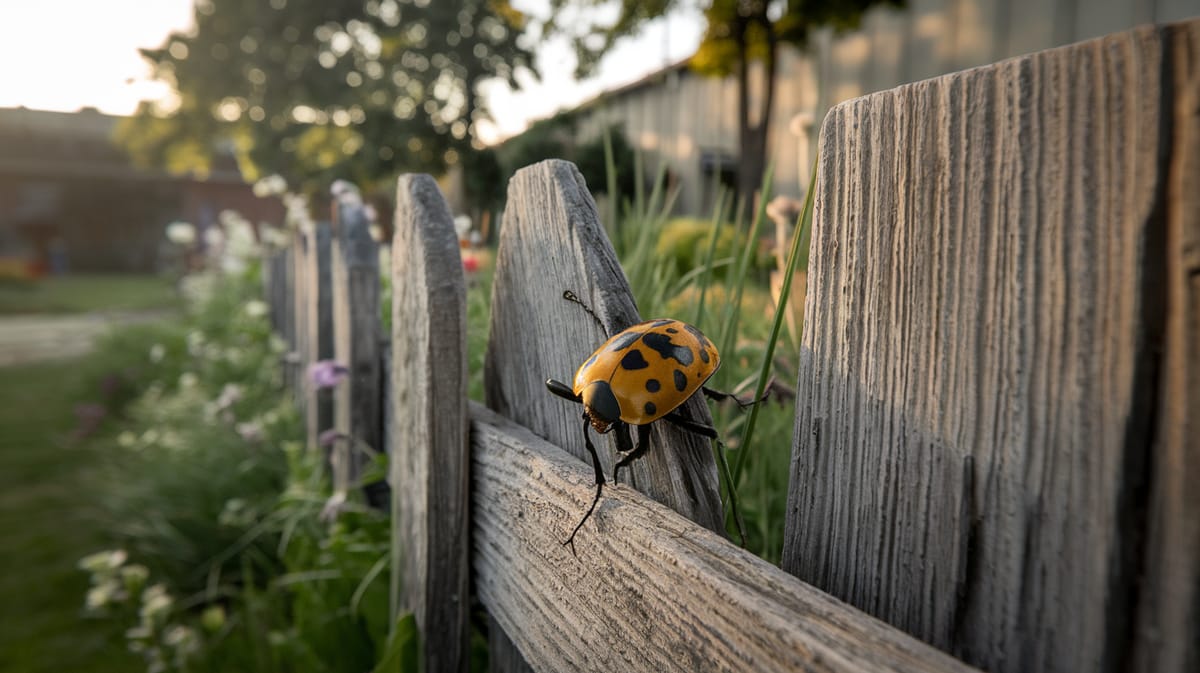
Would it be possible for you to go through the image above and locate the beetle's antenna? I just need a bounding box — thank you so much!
[563,416,606,555]
[562,290,605,333]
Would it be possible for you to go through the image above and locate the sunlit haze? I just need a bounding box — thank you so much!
[0,0,701,145]
[0,0,194,115]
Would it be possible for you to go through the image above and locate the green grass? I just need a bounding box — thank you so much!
[0,359,139,673]
[0,274,179,315]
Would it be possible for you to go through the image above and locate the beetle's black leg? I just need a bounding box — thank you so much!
[662,410,719,439]
[612,424,652,485]
[546,378,582,403]
[563,416,605,555]
[561,290,606,334]
[701,385,765,409]
[614,420,633,454]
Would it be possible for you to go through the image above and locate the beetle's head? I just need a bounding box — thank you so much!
[580,380,621,433]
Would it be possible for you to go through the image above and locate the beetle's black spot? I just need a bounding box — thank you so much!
[642,332,693,365]
[607,330,642,352]
[674,369,688,391]
[698,348,710,364]
[684,324,711,348]
[666,327,679,333]
[620,349,649,370]
[645,378,661,392]
[644,401,657,416]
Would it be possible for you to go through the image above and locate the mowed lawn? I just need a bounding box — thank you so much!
[0,276,178,672]
[0,359,139,673]
[0,274,177,315]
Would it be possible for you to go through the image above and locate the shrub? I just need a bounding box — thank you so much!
[654,217,772,279]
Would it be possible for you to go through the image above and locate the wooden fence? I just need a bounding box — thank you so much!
[259,18,1199,673]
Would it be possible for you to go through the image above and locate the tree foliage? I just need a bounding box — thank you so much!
[496,113,638,198]
[120,0,536,200]
[542,0,903,206]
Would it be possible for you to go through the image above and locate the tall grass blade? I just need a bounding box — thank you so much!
[732,159,818,485]
[716,163,775,374]
[692,190,730,329]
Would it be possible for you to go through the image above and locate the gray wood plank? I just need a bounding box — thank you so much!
[1129,19,1200,673]
[331,182,385,505]
[291,226,309,407]
[483,159,725,672]
[303,221,334,453]
[781,19,1200,673]
[469,401,982,673]
[484,159,724,535]
[389,174,469,673]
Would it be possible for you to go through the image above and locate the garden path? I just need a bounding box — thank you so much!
[0,310,171,366]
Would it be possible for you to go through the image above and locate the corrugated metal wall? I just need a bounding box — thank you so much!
[575,0,1199,216]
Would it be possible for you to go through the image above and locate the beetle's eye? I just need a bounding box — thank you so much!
[581,380,621,424]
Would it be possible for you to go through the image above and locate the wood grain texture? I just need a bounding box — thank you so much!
[1130,20,1200,673]
[484,159,724,533]
[303,222,334,453]
[332,185,384,504]
[469,401,982,673]
[389,174,469,673]
[483,160,724,672]
[291,229,309,406]
[781,19,1200,673]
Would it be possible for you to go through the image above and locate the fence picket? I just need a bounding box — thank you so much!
[290,226,308,405]
[331,183,386,506]
[388,174,470,672]
[302,221,335,452]
[781,19,1200,673]
[482,159,725,671]
[484,159,724,533]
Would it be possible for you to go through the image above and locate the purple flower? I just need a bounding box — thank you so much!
[308,360,349,389]
[72,403,108,439]
[318,429,346,448]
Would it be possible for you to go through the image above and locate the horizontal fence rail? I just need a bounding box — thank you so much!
[469,401,981,673]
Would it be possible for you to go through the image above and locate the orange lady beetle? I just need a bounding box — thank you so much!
[546,291,750,550]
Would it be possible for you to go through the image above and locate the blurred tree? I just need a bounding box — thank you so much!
[574,123,637,198]
[542,0,903,209]
[119,0,536,203]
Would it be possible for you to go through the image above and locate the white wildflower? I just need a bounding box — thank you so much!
[215,383,244,410]
[236,421,264,442]
[78,549,127,573]
[149,343,165,363]
[253,173,287,197]
[243,300,268,318]
[453,214,471,241]
[139,584,173,624]
[165,221,196,246]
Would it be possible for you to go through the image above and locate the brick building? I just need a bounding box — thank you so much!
[0,106,285,274]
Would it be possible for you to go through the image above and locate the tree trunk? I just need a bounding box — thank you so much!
[735,16,778,214]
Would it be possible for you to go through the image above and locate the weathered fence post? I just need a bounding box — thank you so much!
[263,246,290,338]
[781,19,1200,673]
[481,159,725,669]
[330,182,385,506]
[302,221,334,452]
[388,174,469,672]
[290,225,309,406]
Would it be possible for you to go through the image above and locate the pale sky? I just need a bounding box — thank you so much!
[0,0,701,145]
